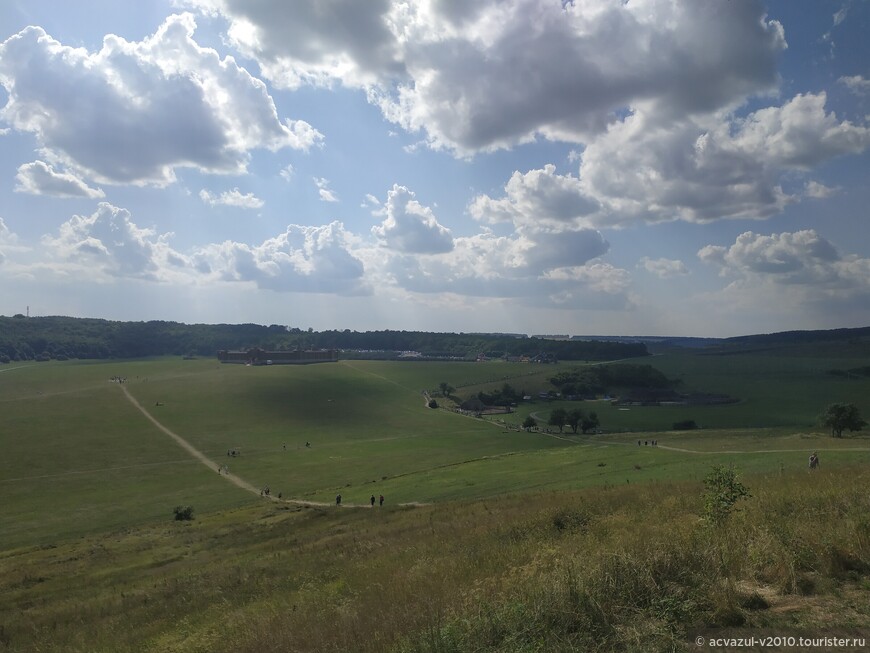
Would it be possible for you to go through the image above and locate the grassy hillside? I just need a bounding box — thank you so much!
[3,354,870,548]
[2,466,867,652]
[2,348,869,651]
[0,358,568,548]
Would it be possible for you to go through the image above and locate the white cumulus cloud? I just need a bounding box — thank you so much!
[180,0,403,89]
[196,222,367,294]
[639,257,689,279]
[371,185,453,254]
[15,161,105,198]
[469,165,598,228]
[0,14,322,187]
[578,93,870,226]
[369,223,623,309]
[41,203,188,280]
[803,181,838,199]
[181,0,786,156]
[699,230,840,279]
[199,188,264,209]
[838,75,870,95]
[698,231,870,315]
[314,177,339,202]
[279,164,295,181]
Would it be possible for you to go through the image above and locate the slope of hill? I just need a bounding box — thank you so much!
[2,344,869,651]
[714,326,870,356]
[2,467,867,653]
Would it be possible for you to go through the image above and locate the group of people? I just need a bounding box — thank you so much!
[637,440,658,446]
[335,494,385,507]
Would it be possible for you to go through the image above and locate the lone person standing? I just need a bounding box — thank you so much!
[809,452,820,469]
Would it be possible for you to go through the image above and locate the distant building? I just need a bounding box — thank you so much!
[217,347,337,365]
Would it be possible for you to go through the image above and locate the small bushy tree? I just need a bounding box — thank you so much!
[567,409,584,434]
[173,505,194,521]
[522,416,537,431]
[702,465,750,526]
[548,408,568,432]
[581,411,599,434]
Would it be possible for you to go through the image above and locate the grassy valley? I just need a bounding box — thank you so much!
[1,335,869,651]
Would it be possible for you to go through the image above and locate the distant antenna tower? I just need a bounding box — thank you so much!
[27,305,30,318]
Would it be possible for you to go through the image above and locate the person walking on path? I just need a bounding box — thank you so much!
[370,495,376,507]
[379,494,384,507]
[336,494,342,506]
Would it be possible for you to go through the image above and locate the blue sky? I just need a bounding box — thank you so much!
[0,0,868,337]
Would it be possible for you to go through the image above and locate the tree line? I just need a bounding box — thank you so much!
[549,364,672,397]
[0,315,649,363]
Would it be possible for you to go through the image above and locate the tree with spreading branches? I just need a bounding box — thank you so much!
[820,403,866,438]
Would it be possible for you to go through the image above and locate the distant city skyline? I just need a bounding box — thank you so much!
[1,1,869,337]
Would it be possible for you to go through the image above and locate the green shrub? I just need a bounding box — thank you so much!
[173,505,194,521]
[702,465,750,526]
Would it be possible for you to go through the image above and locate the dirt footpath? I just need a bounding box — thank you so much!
[120,384,411,508]
[121,384,262,496]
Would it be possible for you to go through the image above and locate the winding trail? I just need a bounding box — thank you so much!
[655,443,870,455]
[119,384,422,509]
[121,384,261,496]
[0,365,35,374]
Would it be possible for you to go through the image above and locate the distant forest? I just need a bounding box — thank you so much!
[0,315,649,362]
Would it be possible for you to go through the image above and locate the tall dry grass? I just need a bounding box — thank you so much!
[2,466,867,652]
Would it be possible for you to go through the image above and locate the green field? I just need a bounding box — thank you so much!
[2,350,870,651]
[0,357,563,548]
[2,353,869,549]
[496,351,870,433]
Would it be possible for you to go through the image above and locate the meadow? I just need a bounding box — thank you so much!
[4,353,869,547]
[1,349,869,651]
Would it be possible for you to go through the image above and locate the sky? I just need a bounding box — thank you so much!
[0,0,868,338]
